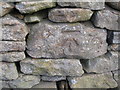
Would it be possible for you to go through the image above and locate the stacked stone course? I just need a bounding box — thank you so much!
[0,0,119,89]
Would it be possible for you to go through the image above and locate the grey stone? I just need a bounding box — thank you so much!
[32,81,57,89]
[41,76,66,81]
[0,52,25,62]
[0,81,10,89]
[112,70,120,84]
[108,44,120,51]
[0,2,14,17]
[1,14,29,41]
[0,41,26,52]
[48,8,93,22]
[82,51,119,73]
[24,10,47,23]
[9,74,40,88]
[16,1,56,14]
[20,58,84,76]
[26,20,107,59]
[113,32,120,43]
[92,7,119,30]
[67,72,118,88]
[57,0,105,10]
[107,1,120,11]
[0,62,18,80]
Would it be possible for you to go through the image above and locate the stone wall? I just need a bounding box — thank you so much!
[0,0,120,89]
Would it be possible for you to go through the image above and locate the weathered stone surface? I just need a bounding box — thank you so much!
[0,2,14,17]
[0,52,25,62]
[27,20,107,59]
[57,0,105,10]
[112,70,120,84]
[108,44,120,51]
[113,32,120,43]
[41,76,66,81]
[0,41,26,52]
[0,62,18,80]
[9,74,40,88]
[24,10,47,23]
[32,82,57,89]
[16,1,56,14]
[49,8,93,22]
[67,72,118,88]
[107,1,120,11]
[20,58,84,76]
[0,81,10,89]
[92,7,119,30]
[82,51,119,73]
[1,14,29,41]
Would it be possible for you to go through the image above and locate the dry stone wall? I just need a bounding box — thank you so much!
[0,0,120,89]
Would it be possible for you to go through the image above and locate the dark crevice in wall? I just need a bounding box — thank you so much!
[107,30,114,45]
[10,7,24,20]
[80,59,89,74]
[56,80,70,90]
[66,77,72,90]
[24,33,31,58]
[15,61,22,73]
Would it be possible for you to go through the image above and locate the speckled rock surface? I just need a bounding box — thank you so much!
[41,76,66,81]
[92,6,119,31]
[16,1,56,14]
[82,51,119,73]
[9,74,40,88]
[20,58,84,76]
[0,62,18,80]
[32,82,57,89]
[49,8,93,22]
[26,20,107,59]
[0,52,25,62]
[0,0,119,89]
[24,10,47,23]
[108,44,120,51]
[113,32,120,43]
[107,1,120,11]
[67,72,118,88]
[0,41,26,52]
[1,15,28,41]
[0,2,14,17]
[57,0,105,10]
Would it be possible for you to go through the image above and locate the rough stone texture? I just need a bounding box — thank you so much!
[32,82,57,89]
[16,1,56,14]
[9,74,40,88]
[57,0,105,10]
[0,81,10,89]
[1,14,29,41]
[0,62,18,80]
[24,10,47,23]
[108,44,120,51]
[107,1,120,11]
[0,52,25,62]
[27,20,107,59]
[0,2,14,17]
[113,32,120,43]
[49,8,93,22]
[92,7,119,31]
[20,58,84,76]
[41,76,66,81]
[82,51,119,73]
[112,70,120,84]
[0,41,26,52]
[67,72,118,88]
